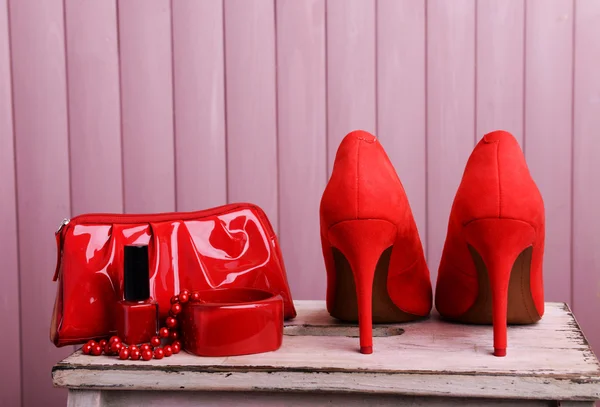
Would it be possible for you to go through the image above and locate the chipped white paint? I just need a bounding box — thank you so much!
[54,301,600,406]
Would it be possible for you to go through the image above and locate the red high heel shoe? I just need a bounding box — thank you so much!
[320,130,432,354]
[435,130,545,357]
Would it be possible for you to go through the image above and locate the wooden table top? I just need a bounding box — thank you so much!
[53,301,600,401]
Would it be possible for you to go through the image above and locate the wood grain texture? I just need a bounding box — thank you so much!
[476,0,525,146]
[53,302,600,401]
[524,0,573,303]
[172,0,227,212]
[224,0,279,231]
[276,0,327,300]
[8,0,72,406]
[65,0,123,215]
[426,0,476,281]
[376,0,427,244]
[326,0,376,174]
[118,0,175,213]
[53,370,600,403]
[0,1,20,406]
[572,0,600,355]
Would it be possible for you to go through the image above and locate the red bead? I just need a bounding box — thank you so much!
[130,349,141,360]
[150,336,161,347]
[170,303,182,315]
[163,345,173,357]
[119,348,130,360]
[141,349,153,361]
[140,344,152,352]
[91,344,103,356]
[172,342,181,354]
[169,330,179,340]
[104,343,113,355]
[166,317,178,329]
[129,345,139,353]
[111,342,123,353]
[190,291,201,302]
[82,344,92,355]
[179,290,190,303]
[109,336,120,345]
[159,327,169,338]
[170,295,179,304]
[99,339,107,349]
[88,340,97,348]
[153,348,164,359]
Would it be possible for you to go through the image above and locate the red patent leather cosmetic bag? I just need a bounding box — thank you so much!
[51,203,296,347]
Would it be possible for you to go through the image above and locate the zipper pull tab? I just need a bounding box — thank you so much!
[54,218,70,282]
[56,218,70,234]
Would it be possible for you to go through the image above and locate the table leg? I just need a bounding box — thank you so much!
[67,389,104,407]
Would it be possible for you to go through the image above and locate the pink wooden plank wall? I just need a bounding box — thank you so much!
[0,0,19,405]
[0,1,599,405]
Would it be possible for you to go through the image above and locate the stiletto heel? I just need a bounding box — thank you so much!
[436,130,545,358]
[327,220,397,354]
[463,219,536,357]
[320,130,432,354]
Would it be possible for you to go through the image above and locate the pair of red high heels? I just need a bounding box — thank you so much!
[320,130,544,357]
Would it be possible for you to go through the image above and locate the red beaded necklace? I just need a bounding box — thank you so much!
[81,289,198,361]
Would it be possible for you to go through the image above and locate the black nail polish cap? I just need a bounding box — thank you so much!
[123,245,150,302]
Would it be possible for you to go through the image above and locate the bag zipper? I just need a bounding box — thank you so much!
[55,203,252,234]
[53,202,265,282]
[56,218,70,234]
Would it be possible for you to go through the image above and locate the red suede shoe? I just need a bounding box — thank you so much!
[435,130,545,357]
[320,130,432,354]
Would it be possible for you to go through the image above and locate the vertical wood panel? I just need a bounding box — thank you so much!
[65,0,123,215]
[326,0,376,173]
[525,0,573,303]
[2,0,600,389]
[377,0,427,244]
[8,0,72,405]
[276,0,327,300]
[172,0,227,212]
[427,0,476,281]
[0,0,20,405]
[118,0,175,213]
[476,0,525,146]
[572,0,600,354]
[224,0,279,230]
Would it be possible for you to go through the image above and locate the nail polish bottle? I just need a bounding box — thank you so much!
[116,245,158,345]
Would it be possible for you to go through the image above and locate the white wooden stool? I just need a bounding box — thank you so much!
[53,301,600,406]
